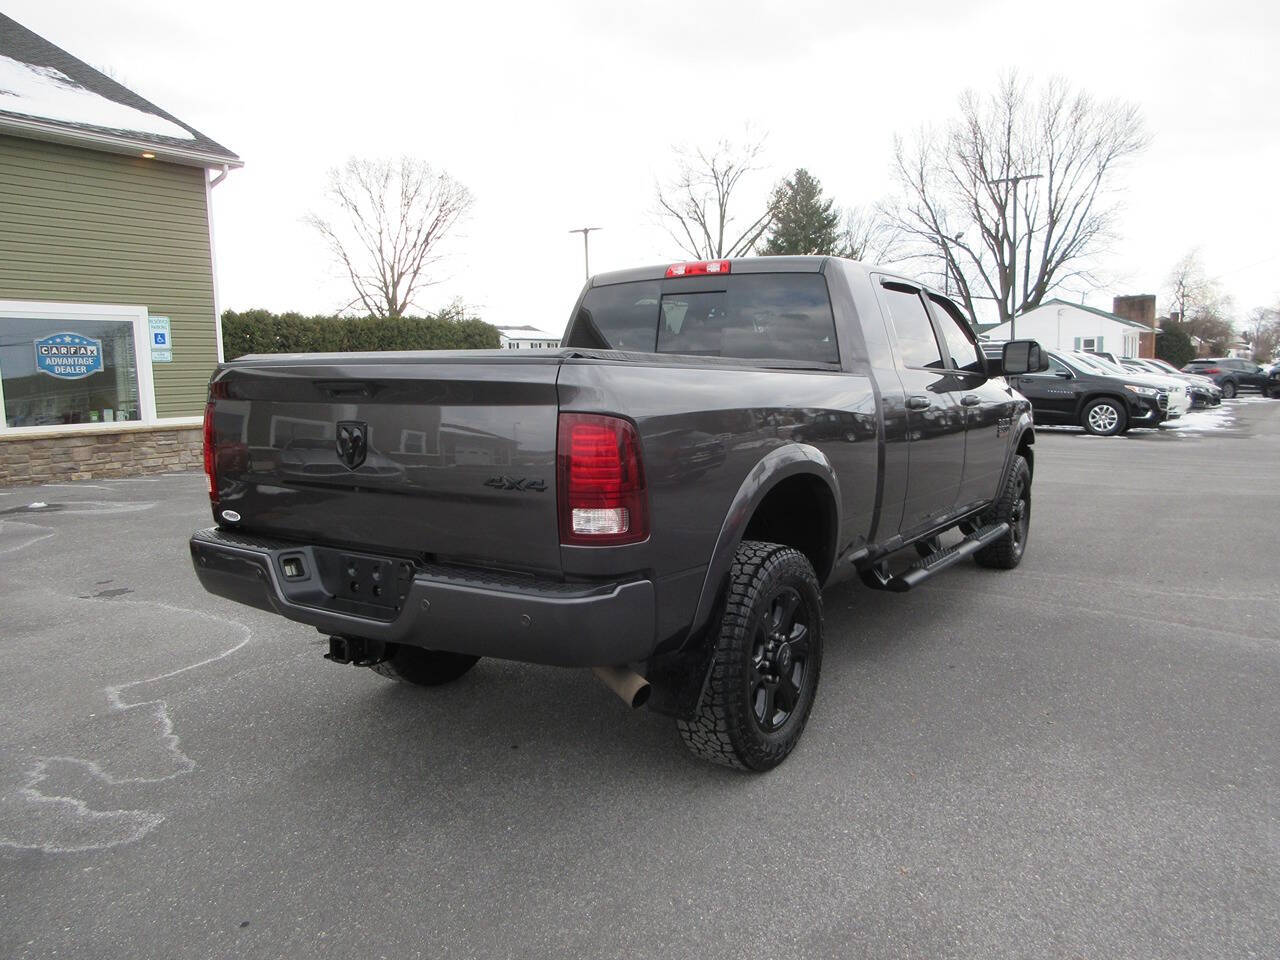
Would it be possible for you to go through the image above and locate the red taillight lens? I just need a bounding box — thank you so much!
[666,260,731,278]
[1204,367,1221,374]
[202,401,218,503]
[557,413,649,546]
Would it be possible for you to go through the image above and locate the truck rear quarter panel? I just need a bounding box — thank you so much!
[556,359,879,651]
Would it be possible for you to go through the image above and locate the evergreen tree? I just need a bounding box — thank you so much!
[1155,320,1196,369]
[759,168,841,256]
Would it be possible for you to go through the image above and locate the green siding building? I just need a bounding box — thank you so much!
[0,13,240,483]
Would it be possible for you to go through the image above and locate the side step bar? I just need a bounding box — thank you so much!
[861,522,1010,593]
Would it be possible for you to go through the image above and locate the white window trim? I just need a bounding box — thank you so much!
[0,299,157,436]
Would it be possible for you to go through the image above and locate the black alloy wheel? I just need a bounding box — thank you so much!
[748,585,812,733]
[678,541,824,771]
[975,454,1030,570]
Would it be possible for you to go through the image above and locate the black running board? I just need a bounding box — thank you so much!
[862,522,1010,593]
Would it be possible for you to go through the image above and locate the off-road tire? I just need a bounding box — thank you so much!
[371,645,479,686]
[677,541,823,772]
[1082,398,1127,436]
[1221,380,1237,399]
[974,455,1030,570]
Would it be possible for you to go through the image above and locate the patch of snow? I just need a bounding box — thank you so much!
[27,501,47,509]
[0,54,194,141]
[1164,408,1234,432]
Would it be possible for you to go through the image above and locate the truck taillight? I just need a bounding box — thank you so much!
[666,260,731,278]
[203,401,218,503]
[557,413,649,546]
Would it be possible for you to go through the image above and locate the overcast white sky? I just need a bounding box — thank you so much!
[9,0,1280,333]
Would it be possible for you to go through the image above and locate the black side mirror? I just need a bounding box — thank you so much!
[1001,339,1049,375]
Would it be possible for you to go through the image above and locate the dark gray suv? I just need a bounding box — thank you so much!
[1182,358,1279,398]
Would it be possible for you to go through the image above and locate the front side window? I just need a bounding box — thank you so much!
[928,294,984,372]
[879,284,944,369]
[0,316,142,428]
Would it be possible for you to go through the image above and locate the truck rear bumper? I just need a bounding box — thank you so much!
[189,527,656,667]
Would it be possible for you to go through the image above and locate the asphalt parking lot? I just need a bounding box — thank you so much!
[2,400,1278,960]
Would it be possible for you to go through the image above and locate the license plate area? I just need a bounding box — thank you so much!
[311,547,414,614]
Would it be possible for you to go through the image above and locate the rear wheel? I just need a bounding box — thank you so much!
[678,541,823,771]
[1221,380,1237,399]
[371,644,479,686]
[1082,398,1127,436]
[975,455,1030,570]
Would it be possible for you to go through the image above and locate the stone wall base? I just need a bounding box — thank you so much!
[0,425,203,486]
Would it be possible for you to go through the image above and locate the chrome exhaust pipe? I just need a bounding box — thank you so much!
[592,666,651,709]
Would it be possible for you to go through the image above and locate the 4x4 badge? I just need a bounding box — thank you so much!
[335,421,368,470]
[484,476,547,492]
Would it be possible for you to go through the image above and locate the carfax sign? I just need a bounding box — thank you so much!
[34,332,104,379]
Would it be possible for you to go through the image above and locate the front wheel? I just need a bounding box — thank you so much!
[1082,398,1127,436]
[371,644,479,686]
[975,455,1030,570]
[1221,380,1237,399]
[678,541,823,771]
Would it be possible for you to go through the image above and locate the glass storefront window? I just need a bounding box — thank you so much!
[0,316,142,428]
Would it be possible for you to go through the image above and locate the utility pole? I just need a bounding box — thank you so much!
[985,173,1042,340]
[568,227,602,280]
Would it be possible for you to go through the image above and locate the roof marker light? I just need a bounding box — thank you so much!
[666,260,731,278]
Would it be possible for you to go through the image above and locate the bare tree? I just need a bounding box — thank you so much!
[1165,250,1235,347]
[840,203,905,265]
[1246,305,1280,362]
[655,136,774,259]
[307,157,473,317]
[890,74,1148,324]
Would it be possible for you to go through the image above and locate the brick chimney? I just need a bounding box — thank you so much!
[1113,294,1157,358]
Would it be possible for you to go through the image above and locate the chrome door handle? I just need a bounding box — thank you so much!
[906,396,932,410]
[960,394,981,406]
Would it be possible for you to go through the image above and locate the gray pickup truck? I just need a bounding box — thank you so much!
[191,256,1048,770]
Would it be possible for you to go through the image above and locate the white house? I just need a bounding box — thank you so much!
[980,299,1154,358]
[494,324,562,350]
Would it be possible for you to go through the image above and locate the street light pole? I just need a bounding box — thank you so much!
[568,226,601,280]
[985,173,1042,340]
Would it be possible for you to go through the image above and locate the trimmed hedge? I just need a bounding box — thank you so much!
[220,306,501,360]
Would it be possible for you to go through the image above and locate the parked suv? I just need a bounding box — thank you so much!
[1119,357,1221,407]
[998,349,1174,435]
[1067,351,1190,420]
[1182,358,1279,398]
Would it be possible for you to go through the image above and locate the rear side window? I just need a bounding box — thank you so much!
[566,274,839,363]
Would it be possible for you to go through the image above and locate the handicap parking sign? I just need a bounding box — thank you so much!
[148,316,172,363]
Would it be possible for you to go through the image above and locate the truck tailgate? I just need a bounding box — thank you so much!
[208,352,563,575]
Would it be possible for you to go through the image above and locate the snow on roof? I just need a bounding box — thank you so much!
[496,325,562,339]
[0,53,194,140]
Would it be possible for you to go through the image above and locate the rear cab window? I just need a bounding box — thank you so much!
[565,273,839,364]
